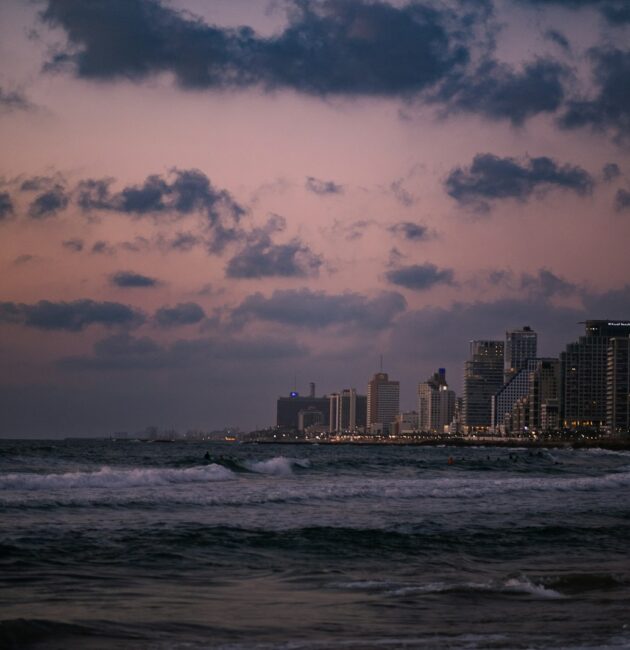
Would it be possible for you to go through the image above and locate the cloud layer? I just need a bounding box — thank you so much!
[446,153,594,210]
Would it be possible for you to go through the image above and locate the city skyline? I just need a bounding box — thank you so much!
[1,0,630,436]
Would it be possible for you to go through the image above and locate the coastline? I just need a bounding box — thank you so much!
[248,436,630,450]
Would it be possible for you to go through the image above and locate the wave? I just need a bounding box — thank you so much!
[0,456,316,492]
[336,574,563,599]
[3,467,630,509]
[579,447,630,457]
[4,525,630,567]
[243,457,311,476]
[0,463,235,491]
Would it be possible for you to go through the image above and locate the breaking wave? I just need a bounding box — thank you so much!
[336,575,563,599]
[0,463,235,490]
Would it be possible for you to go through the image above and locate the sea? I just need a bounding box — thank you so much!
[1,439,630,650]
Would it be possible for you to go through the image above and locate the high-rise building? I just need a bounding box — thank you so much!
[463,340,504,433]
[355,394,367,430]
[329,388,360,433]
[528,358,560,434]
[561,320,630,432]
[276,388,330,430]
[492,365,532,433]
[418,368,456,434]
[367,372,400,435]
[504,326,537,382]
[492,358,559,435]
[607,336,630,436]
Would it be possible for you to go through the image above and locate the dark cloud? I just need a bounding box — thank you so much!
[0,86,31,112]
[603,163,621,182]
[111,271,159,288]
[58,333,167,371]
[58,332,306,372]
[167,231,200,252]
[390,179,415,207]
[519,268,577,298]
[484,267,578,298]
[41,0,470,97]
[91,240,115,255]
[20,176,59,192]
[28,185,69,219]
[559,47,630,138]
[119,237,151,253]
[76,178,115,211]
[226,238,322,279]
[13,254,35,266]
[544,29,570,52]
[386,263,454,291]
[601,3,630,24]
[225,217,322,278]
[341,219,376,241]
[0,299,144,331]
[433,59,567,125]
[118,175,169,213]
[445,153,594,211]
[388,221,430,241]
[615,189,630,211]
[232,288,406,330]
[0,192,14,220]
[62,238,84,252]
[515,0,630,25]
[305,177,343,196]
[76,169,244,252]
[154,302,206,328]
[77,170,243,219]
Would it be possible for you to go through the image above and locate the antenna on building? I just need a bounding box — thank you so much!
[379,354,383,372]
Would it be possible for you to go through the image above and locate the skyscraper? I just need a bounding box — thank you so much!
[463,340,504,433]
[561,320,630,432]
[329,388,359,433]
[418,368,456,434]
[367,372,400,435]
[528,358,560,434]
[607,336,630,436]
[504,326,537,383]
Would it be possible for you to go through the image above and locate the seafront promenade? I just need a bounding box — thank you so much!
[247,432,630,450]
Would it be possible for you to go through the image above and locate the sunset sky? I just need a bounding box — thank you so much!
[1,0,630,436]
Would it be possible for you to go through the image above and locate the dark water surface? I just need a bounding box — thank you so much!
[1,439,629,649]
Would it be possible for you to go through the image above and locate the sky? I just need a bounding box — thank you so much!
[1,0,630,437]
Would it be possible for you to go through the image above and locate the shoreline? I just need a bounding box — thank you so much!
[247,437,630,450]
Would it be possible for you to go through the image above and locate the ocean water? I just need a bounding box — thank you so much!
[1,440,630,650]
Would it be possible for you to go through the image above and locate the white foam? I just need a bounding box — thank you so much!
[503,576,563,599]
[0,463,235,491]
[580,447,630,457]
[244,457,311,476]
[335,580,399,591]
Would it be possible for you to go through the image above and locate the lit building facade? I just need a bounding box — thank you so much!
[561,321,630,432]
[418,368,456,434]
[463,340,504,433]
[367,372,400,435]
[504,326,538,382]
[607,336,630,436]
[329,388,359,433]
[528,358,560,434]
